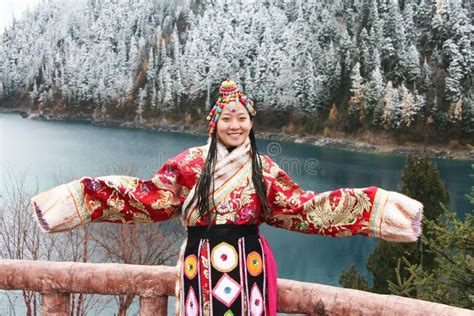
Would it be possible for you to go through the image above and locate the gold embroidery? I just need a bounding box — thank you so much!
[100,208,127,223]
[259,155,270,169]
[87,199,102,212]
[212,178,255,225]
[288,196,302,209]
[103,176,139,191]
[269,189,371,232]
[120,177,140,191]
[268,214,305,230]
[152,176,177,190]
[181,187,191,199]
[273,192,289,208]
[129,199,150,215]
[177,146,205,168]
[273,191,301,209]
[216,212,235,224]
[273,175,294,191]
[107,192,125,211]
[151,191,175,210]
[335,230,353,237]
[132,212,153,224]
[305,189,371,229]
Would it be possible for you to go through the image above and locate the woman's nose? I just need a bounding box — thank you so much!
[229,119,240,129]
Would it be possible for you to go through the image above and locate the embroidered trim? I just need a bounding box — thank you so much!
[66,180,90,224]
[197,239,203,316]
[238,238,245,312]
[259,238,266,313]
[369,188,389,238]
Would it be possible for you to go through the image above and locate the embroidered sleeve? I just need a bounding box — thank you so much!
[261,156,423,242]
[31,148,202,233]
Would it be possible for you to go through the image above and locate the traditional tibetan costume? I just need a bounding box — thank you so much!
[31,138,423,315]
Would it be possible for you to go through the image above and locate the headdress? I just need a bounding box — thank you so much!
[206,80,256,136]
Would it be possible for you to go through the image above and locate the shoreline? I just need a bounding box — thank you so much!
[2,108,472,161]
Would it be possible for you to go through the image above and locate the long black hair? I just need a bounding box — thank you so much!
[183,104,270,223]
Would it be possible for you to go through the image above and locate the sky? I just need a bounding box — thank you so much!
[0,0,42,33]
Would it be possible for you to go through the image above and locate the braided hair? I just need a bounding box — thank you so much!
[184,93,270,224]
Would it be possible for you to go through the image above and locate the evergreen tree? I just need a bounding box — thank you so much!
[365,66,384,128]
[383,0,408,84]
[390,88,402,131]
[400,155,449,221]
[420,58,432,93]
[0,0,471,139]
[358,28,370,77]
[414,0,435,46]
[460,94,474,134]
[339,264,369,291]
[443,40,464,105]
[340,154,451,295]
[389,207,473,309]
[414,91,426,121]
[349,62,365,125]
[400,44,421,83]
[399,84,417,127]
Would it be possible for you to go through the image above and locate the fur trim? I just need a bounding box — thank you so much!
[31,181,85,233]
[381,191,424,242]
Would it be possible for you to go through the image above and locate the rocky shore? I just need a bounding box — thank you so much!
[3,108,472,161]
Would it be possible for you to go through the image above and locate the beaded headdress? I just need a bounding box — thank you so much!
[206,80,256,136]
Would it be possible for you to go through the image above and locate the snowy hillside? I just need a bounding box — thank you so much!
[0,0,472,140]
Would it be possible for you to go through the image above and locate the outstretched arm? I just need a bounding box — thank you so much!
[31,151,197,233]
[261,156,423,242]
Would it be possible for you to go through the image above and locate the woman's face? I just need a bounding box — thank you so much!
[216,101,253,148]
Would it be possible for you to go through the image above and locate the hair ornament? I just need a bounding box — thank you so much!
[206,80,256,136]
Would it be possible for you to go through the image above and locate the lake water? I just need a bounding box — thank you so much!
[0,112,471,314]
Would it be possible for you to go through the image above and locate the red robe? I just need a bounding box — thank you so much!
[31,139,423,315]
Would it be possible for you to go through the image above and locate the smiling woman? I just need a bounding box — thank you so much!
[31,79,424,315]
[216,102,253,148]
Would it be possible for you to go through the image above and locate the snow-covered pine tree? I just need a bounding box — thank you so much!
[399,84,417,127]
[365,66,384,128]
[349,62,365,125]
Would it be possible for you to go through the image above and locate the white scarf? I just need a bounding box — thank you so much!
[182,137,252,220]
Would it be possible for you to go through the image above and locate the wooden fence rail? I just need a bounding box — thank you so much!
[0,259,471,315]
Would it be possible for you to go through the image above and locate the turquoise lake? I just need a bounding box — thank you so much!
[0,112,471,314]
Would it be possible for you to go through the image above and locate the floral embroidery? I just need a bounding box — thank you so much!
[35,143,390,315]
[151,191,175,210]
[98,208,127,223]
[131,212,152,224]
[87,199,102,212]
[305,189,371,229]
[106,191,125,211]
[128,199,150,215]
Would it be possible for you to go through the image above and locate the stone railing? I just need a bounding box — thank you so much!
[0,259,471,315]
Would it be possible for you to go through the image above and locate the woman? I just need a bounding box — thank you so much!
[31,80,423,315]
